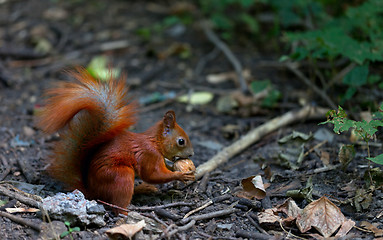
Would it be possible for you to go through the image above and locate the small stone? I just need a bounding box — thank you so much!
[42,190,106,226]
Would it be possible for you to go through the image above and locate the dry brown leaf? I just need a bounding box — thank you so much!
[277,198,302,219]
[5,207,40,213]
[335,219,356,237]
[296,196,351,238]
[106,220,145,239]
[257,208,282,224]
[241,175,266,200]
[360,221,383,237]
[320,151,330,166]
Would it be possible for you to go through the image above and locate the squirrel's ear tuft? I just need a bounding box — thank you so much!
[163,110,176,129]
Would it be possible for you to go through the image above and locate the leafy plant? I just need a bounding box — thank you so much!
[320,105,383,166]
[198,0,259,40]
[284,0,383,104]
[250,79,281,108]
[60,221,80,239]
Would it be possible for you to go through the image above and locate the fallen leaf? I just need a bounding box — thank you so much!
[360,221,383,237]
[106,220,145,240]
[296,196,350,238]
[178,92,214,105]
[87,55,121,82]
[257,208,282,224]
[320,151,330,166]
[277,198,302,219]
[240,175,266,200]
[335,219,355,237]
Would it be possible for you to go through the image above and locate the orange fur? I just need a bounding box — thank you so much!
[37,68,194,210]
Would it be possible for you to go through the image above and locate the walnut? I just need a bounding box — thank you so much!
[173,159,196,173]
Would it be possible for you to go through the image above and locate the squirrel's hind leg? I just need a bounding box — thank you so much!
[88,166,135,213]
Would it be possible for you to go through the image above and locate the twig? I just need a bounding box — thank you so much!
[138,91,186,113]
[286,62,337,109]
[325,62,357,91]
[154,208,181,221]
[140,212,169,229]
[183,199,213,219]
[180,207,240,225]
[129,201,194,211]
[97,199,129,213]
[166,220,196,238]
[0,211,41,232]
[0,184,40,208]
[195,105,329,179]
[303,140,327,157]
[196,172,210,192]
[200,21,248,93]
[195,47,220,78]
[246,212,269,235]
[0,156,11,181]
[279,220,307,240]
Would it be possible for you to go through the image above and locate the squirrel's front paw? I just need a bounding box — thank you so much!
[180,171,195,182]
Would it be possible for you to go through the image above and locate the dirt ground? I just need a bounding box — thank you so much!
[1,0,383,239]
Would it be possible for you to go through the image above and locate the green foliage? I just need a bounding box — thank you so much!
[320,105,383,165]
[198,0,259,40]
[250,79,281,107]
[283,0,383,105]
[286,0,383,64]
[60,221,80,239]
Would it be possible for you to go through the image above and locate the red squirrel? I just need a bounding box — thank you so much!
[37,68,195,209]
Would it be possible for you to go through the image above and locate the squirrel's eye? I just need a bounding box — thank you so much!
[177,138,185,146]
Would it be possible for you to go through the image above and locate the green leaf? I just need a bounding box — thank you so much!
[342,87,357,102]
[250,80,270,94]
[367,74,381,84]
[368,154,383,165]
[240,13,259,33]
[262,89,281,108]
[87,56,121,82]
[72,227,81,232]
[343,64,369,87]
[178,92,214,105]
[354,120,378,136]
[60,231,70,238]
[239,0,255,8]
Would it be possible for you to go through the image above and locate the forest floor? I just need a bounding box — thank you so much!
[1,0,382,239]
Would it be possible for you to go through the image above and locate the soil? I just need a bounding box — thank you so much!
[0,0,382,239]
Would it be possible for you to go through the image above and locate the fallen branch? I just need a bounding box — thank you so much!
[0,184,41,208]
[200,21,248,93]
[286,63,337,109]
[0,211,41,232]
[195,105,329,179]
[165,220,196,238]
[180,207,240,225]
[97,199,194,212]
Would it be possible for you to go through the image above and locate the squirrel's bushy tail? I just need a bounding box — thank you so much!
[37,68,136,191]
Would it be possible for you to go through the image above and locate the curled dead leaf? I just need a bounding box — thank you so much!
[240,175,266,200]
[106,220,145,240]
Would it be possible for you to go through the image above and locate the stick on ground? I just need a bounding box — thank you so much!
[195,105,329,179]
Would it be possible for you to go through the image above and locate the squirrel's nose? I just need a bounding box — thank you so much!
[188,151,194,157]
